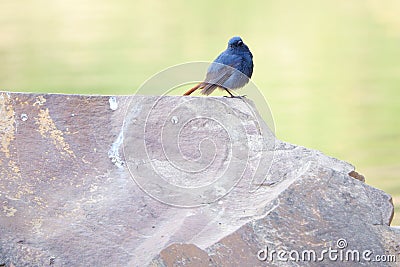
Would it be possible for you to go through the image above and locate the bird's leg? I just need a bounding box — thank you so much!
[224,88,236,98]
[223,88,246,98]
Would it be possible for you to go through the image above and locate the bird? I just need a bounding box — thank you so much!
[183,36,253,97]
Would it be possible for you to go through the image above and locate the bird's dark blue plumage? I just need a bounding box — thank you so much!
[184,36,254,97]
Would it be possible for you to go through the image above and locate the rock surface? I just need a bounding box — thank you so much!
[0,92,398,266]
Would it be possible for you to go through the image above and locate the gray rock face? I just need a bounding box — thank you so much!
[0,92,398,266]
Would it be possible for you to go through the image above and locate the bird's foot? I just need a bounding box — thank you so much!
[224,95,247,99]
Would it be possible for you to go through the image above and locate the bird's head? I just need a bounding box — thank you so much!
[227,36,251,54]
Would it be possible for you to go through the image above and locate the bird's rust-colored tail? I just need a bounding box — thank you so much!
[183,83,202,96]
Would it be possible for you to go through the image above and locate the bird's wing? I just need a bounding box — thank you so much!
[201,67,234,95]
[211,53,242,74]
[203,53,241,83]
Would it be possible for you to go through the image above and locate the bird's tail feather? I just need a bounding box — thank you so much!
[183,83,202,96]
[200,83,219,95]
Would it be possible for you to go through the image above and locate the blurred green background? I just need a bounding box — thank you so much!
[1,1,399,223]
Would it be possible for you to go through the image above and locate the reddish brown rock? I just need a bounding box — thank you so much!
[0,92,398,267]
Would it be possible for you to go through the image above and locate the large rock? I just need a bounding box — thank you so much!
[0,92,398,266]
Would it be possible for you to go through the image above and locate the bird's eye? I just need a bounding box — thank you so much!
[237,40,243,46]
